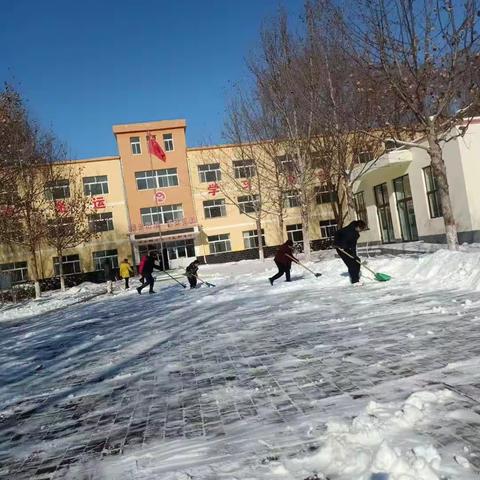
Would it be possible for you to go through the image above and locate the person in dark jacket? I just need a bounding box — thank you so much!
[185,260,200,289]
[136,252,162,294]
[103,259,116,294]
[333,220,366,284]
[269,239,298,285]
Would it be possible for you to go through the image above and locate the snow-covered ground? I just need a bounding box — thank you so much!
[2,249,480,479]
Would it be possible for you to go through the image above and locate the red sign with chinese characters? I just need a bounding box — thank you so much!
[207,183,220,197]
[241,180,251,190]
[55,200,68,213]
[92,196,106,210]
[154,191,166,204]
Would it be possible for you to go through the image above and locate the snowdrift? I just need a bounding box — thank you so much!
[358,249,480,291]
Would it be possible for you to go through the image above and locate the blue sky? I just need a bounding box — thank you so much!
[0,0,304,159]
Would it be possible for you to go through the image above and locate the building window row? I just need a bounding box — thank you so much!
[135,168,178,190]
[198,163,221,183]
[140,204,184,226]
[130,133,175,155]
[203,199,226,218]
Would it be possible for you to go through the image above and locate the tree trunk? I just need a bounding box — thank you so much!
[301,207,311,260]
[30,248,42,300]
[58,252,66,292]
[428,135,459,250]
[256,217,265,261]
[343,179,356,224]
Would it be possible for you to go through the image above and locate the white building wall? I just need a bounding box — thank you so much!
[352,124,480,244]
[455,121,480,237]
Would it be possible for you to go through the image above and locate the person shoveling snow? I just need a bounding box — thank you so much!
[334,220,366,285]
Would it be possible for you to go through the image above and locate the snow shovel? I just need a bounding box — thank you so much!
[337,248,391,282]
[162,269,187,288]
[196,275,215,287]
[286,254,322,278]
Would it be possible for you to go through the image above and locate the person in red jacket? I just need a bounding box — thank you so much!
[269,239,298,285]
[138,254,148,285]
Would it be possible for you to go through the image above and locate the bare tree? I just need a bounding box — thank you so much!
[345,0,480,249]
[43,156,98,292]
[248,12,322,259]
[0,86,52,298]
[219,92,292,258]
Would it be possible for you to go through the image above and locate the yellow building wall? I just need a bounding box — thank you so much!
[0,156,132,280]
[187,144,337,256]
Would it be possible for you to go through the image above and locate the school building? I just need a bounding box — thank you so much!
[352,120,480,246]
[1,117,479,284]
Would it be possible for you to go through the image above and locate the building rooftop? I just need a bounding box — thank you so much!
[112,119,186,135]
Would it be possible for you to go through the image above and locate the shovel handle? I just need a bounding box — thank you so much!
[336,248,377,276]
[286,254,317,276]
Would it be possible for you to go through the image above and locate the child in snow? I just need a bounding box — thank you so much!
[269,239,298,285]
[136,252,162,294]
[103,259,116,294]
[119,258,134,289]
[185,260,200,289]
[333,220,366,285]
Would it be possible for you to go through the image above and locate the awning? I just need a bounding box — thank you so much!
[133,231,198,245]
[353,149,413,177]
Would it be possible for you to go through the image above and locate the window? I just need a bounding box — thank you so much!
[208,234,231,254]
[0,261,28,284]
[53,254,81,276]
[48,217,75,237]
[276,155,295,173]
[135,168,178,190]
[83,176,109,196]
[354,192,368,227]
[286,224,303,244]
[423,166,442,218]
[243,229,266,249]
[285,190,300,208]
[358,151,374,164]
[237,195,259,214]
[140,204,184,226]
[89,212,114,232]
[130,136,141,155]
[163,133,174,152]
[393,174,418,241]
[93,249,119,271]
[203,199,226,218]
[166,240,195,260]
[198,163,221,183]
[315,185,338,205]
[233,159,256,179]
[45,180,70,200]
[320,219,337,238]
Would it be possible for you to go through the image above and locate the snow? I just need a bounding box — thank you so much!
[1,248,480,479]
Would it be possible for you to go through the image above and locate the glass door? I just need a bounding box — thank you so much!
[393,175,418,241]
[374,183,395,243]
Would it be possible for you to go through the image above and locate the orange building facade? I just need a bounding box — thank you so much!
[112,120,200,269]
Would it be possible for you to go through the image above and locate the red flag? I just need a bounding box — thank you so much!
[147,134,166,162]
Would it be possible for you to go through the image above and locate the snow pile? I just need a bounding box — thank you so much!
[0,281,108,322]
[283,390,468,480]
[368,249,480,291]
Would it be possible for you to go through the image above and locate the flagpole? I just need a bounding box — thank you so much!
[147,131,165,272]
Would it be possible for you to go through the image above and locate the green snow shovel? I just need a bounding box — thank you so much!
[337,248,391,282]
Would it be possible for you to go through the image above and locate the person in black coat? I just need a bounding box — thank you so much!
[136,252,162,294]
[185,260,200,289]
[333,220,366,284]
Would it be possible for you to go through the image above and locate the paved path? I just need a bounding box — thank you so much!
[1,272,480,479]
